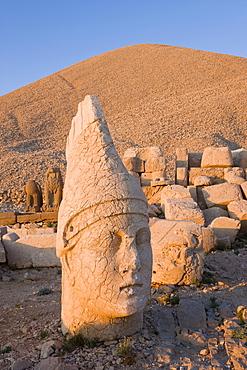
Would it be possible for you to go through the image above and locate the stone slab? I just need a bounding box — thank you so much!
[201,146,233,168]
[203,207,228,227]
[177,298,207,330]
[189,167,225,185]
[202,183,243,210]
[0,212,17,226]
[2,232,60,268]
[228,200,247,233]
[163,198,205,225]
[16,211,58,224]
[176,167,188,187]
[208,216,241,244]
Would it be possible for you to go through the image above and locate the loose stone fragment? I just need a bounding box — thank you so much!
[208,216,241,244]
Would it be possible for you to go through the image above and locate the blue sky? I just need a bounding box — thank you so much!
[0,0,246,96]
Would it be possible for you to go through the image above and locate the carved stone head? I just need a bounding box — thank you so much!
[56,95,152,340]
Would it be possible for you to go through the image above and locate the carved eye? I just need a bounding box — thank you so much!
[136,228,150,246]
[110,232,122,251]
[69,226,74,232]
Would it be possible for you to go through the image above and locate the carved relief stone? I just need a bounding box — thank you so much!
[56,95,152,340]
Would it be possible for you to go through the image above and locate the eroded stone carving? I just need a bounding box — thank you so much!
[43,168,63,210]
[56,95,152,340]
[23,180,43,212]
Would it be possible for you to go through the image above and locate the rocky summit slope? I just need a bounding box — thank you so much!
[0,43,247,190]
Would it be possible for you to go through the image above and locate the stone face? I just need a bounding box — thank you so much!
[189,167,225,185]
[228,200,247,232]
[150,219,204,285]
[56,95,152,340]
[208,216,241,244]
[202,182,243,209]
[163,198,205,225]
[201,146,233,168]
[203,207,228,227]
[3,233,60,268]
[23,179,43,212]
[43,167,63,210]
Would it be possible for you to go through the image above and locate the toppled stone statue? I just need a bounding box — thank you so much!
[56,95,152,340]
[43,168,63,210]
[23,179,43,212]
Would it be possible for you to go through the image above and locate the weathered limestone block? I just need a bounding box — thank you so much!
[152,170,166,181]
[203,207,228,227]
[176,167,188,187]
[161,184,191,203]
[241,181,247,198]
[194,175,212,187]
[176,148,188,169]
[228,200,247,233]
[150,219,204,285]
[0,212,16,226]
[188,152,202,168]
[2,233,59,268]
[224,167,245,185]
[16,211,58,224]
[43,168,63,210]
[7,226,56,239]
[187,186,197,203]
[189,167,225,185]
[202,183,243,210]
[23,179,43,212]
[202,227,216,253]
[208,217,241,244]
[224,174,246,185]
[232,148,247,167]
[145,157,166,172]
[123,156,145,173]
[201,147,233,168]
[163,198,205,225]
[57,95,152,341]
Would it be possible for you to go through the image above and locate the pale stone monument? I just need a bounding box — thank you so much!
[56,95,152,340]
[43,167,63,210]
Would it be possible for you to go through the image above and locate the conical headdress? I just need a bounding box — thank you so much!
[56,95,148,257]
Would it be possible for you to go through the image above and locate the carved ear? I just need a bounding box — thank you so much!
[62,255,75,286]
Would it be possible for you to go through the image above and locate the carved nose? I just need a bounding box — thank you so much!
[118,236,141,274]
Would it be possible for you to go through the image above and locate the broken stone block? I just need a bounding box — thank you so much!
[189,167,225,185]
[138,146,164,160]
[2,232,60,268]
[203,207,228,227]
[240,181,247,198]
[161,184,191,202]
[177,298,207,330]
[228,200,247,233]
[163,198,205,225]
[208,216,241,244]
[201,146,233,168]
[187,186,197,203]
[152,170,166,181]
[0,212,17,226]
[176,167,188,187]
[232,148,247,167]
[224,167,245,178]
[188,152,203,168]
[202,227,216,253]
[202,182,243,210]
[176,148,188,169]
[145,156,166,172]
[194,175,212,187]
[123,156,145,173]
[150,219,204,285]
